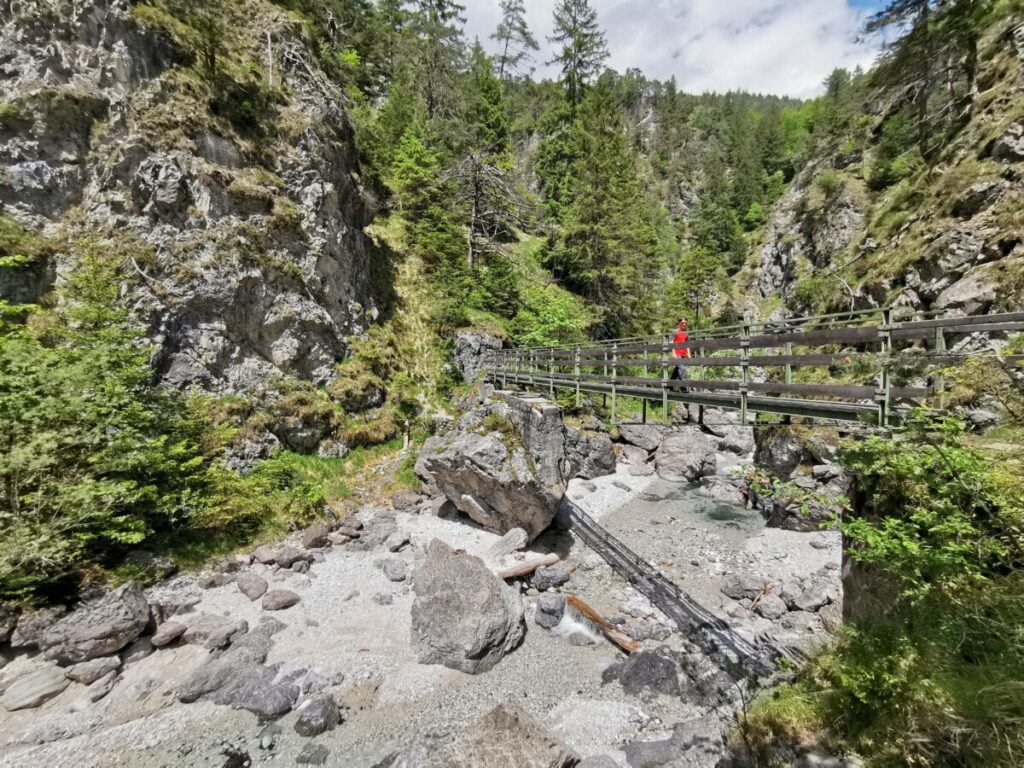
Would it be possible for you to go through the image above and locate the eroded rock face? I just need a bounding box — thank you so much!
[454,331,503,383]
[38,582,149,664]
[415,431,564,542]
[563,426,615,479]
[0,0,381,395]
[422,703,578,768]
[411,540,525,674]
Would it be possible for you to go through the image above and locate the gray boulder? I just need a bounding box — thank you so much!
[618,423,670,452]
[275,546,309,568]
[535,594,566,629]
[383,558,408,582]
[302,521,331,549]
[532,565,571,592]
[411,540,525,674]
[294,693,340,736]
[754,427,808,479]
[602,647,683,698]
[237,573,269,601]
[563,426,616,479]
[86,670,117,703]
[39,583,149,664]
[263,590,301,611]
[952,180,1005,219]
[392,490,425,511]
[655,432,716,483]
[1,665,71,711]
[66,656,120,685]
[151,621,187,647]
[422,703,578,768]
[415,431,564,542]
[755,593,789,620]
[721,574,767,601]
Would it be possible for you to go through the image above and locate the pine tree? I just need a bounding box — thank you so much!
[490,0,539,81]
[408,0,466,118]
[548,0,609,108]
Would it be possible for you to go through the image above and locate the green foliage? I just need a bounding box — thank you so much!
[841,413,1022,599]
[868,112,921,190]
[0,240,322,601]
[548,0,609,107]
[746,414,1024,767]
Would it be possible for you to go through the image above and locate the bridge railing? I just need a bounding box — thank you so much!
[483,309,1024,428]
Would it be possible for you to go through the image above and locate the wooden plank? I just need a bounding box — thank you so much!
[895,311,1024,333]
[747,381,876,399]
[748,353,854,367]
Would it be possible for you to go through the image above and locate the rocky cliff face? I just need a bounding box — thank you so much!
[752,18,1024,321]
[0,0,382,393]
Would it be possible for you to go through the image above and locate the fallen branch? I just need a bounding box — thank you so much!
[497,552,559,580]
[566,595,639,654]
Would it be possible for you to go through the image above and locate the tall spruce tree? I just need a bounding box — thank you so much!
[548,0,609,107]
[408,0,466,119]
[490,0,539,81]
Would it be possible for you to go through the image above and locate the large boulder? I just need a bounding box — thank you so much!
[411,540,525,674]
[754,427,810,479]
[416,431,564,542]
[423,703,578,768]
[454,330,503,383]
[563,426,615,479]
[618,423,670,452]
[655,432,716,483]
[38,583,149,664]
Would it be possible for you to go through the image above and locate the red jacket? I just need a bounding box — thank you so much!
[673,329,689,359]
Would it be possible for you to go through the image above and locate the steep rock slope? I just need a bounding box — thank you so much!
[752,17,1024,321]
[0,0,383,393]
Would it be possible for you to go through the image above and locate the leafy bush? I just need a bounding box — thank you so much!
[743,413,1024,767]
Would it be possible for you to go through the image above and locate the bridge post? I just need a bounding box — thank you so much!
[877,308,893,428]
[602,350,607,410]
[698,335,705,425]
[611,343,619,425]
[548,348,554,397]
[783,314,793,425]
[661,336,669,423]
[574,345,581,408]
[740,313,751,426]
[934,312,947,410]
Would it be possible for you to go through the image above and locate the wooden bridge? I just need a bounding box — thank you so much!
[483,308,1024,427]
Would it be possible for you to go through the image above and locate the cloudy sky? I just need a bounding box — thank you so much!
[464,0,886,98]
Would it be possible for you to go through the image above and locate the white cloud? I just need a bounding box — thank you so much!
[463,0,880,98]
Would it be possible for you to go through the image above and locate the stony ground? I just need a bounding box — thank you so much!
[0,460,840,768]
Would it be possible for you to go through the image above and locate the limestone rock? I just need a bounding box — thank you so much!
[1,665,70,711]
[66,657,120,685]
[182,614,248,649]
[237,573,269,601]
[992,123,1024,162]
[302,521,331,549]
[122,636,154,663]
[275,546,309,568]
[602,647,683,698]
[655,432,716,483]
[151,621,187,647]
[411,540,525,674]
[721,574,767,601]
[618,423,670,452]
[952,180,1005,219]
[263,590,301,611]
[39,583,149,664]
[86,670,117,703]
[10,606,66,650]
[423,703,578,768]
[416,431,564,542]
[755,593,789,620]
[453,331,502,383]
[392,490,425,512]
[383,559,408,582]
[563,426,616,479]
[385,531,411,553]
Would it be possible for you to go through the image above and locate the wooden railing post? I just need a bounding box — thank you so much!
[661,335,669,423]
[574,345,581,408]
[740,313,751,426]
[548,348,555,397]
[877,308,893,428]
[782,315,793,425]
[611,342,619,426]
[934,311,947,410]
[697,333,705,425]
[602,349,608,410]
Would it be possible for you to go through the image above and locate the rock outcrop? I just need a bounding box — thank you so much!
[655,432,717,483]
[0,0,382,395]
[38,582,149,664]
[410,540,525,674]
[454,330,503,383]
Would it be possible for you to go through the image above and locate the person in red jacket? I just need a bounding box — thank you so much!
[670,318,689,385]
